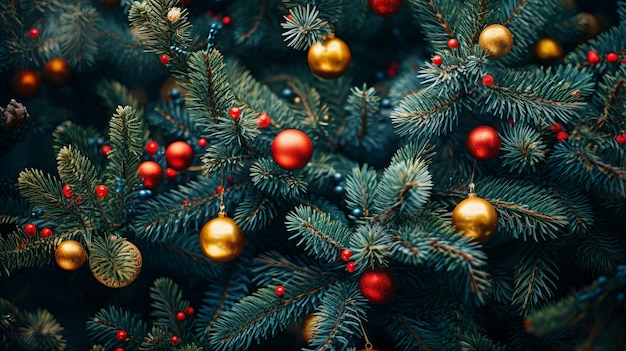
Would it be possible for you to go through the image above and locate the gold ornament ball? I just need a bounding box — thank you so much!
[307,36,352,79]
[55,240,87,271]
[11,70,42,100]
[531,38,564,65]
[199,214,245,262]
[478,24,514,58]
[451,194,498,243]
[43,57,72,87]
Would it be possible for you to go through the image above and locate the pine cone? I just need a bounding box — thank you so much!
[0,99,30,132]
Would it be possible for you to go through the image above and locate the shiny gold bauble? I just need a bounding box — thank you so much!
[90,237,143,288]
[531,37,564,65]
[451,193,498,242]
[11,70,42,100]
[307,35,351,79]
[159,76,188,102]
[55,240,87,271]
[199,214,245,262]
[478,24,514,58]
[43,57,72,86]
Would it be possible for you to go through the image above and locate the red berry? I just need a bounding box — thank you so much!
[74,195,83,205]
[186,306,195,315]
[587,50,600,64]
[447,38,459,49]
[182,199,189,205]
[96,185,108,199]
[556,131,569,142]
[116,330,128,341]
[221,16,231,25]
[171,335,180,345]
[62,184,74,198]
[101,145,111,155]
[176,311,185,321]
[41,227,53,238]
[165,168,178,180]
[197,138,207,148]
[482,74,494,86]
[275,285,285,297]
[606,52,619,63]
[346,261,356,273]
[216,185,224,194]
[160,53,169,65]
[29,28,40,40]
[24,224,37,237]
[616,133,626,145]
[621,58,626,64]
[227,175,233,183]
[386,67,398,77]
[431,55,443,66]
[550,123,562,133]
[340,249,352,262]
[257,113,271,128]
[229,107,241,120]
[145,141,158,155]
[389,61,399,70]
[115,348,125,351]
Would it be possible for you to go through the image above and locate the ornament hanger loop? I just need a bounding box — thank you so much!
[353,304,375,350]
[469,159,476,195]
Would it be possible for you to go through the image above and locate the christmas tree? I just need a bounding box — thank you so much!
[1,0,625,349]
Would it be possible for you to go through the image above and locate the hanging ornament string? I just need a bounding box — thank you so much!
[353,305,375,350]
[469,159,476,195]
[218,170,226,215]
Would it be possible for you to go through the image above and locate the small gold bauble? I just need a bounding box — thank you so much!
[199,214,245,262]
[451,193,498,242]
[55,240,87,271]
[90,237,143,288]
[531,37,564,65]
[43,57,72,86]
[478,24,514,58]
[307,35,352,79]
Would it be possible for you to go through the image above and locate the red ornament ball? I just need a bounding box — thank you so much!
[24,224,37,238]
[11,70,42,100]
[160,53,169,65]
[145,141,158,155]
[346,261,356,273]
[275,285,285,297]
[481,74,494,86]
[165,141,194,171]
[257,113,271,128]
[340,249,352,262]
[43,57,72,87]
[271,129,314,171]
[197,138,207,148]
[29,28,40,39]
[368,0,403,17]
[222,16,231,25]
[116,330,128,341]
[41,227,53,238]
[96,185,108,199]
[616,133,626,145]
[176,311,186,321]
[62,184,74,198]
[431,55,443,66]
[229,107,241,120]
[358,269,396,304]
[606,52,619,63]
[556,131,569,142]
[447,38,459,49]
[466,125,501,162]
[171,335,180,345]
[186,306,195,315]
[587,50,600,64]
[138,160,164,190]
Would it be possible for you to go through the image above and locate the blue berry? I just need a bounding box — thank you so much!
[597,276,607,286]
[617,292,625,302]
[381,98,392,109]
[138,189,152,199]
[333,185,344,194]
[333,172,344,183]
[351,208,363,217]
[282,88,293,98]
[169,89,180,99]
[376,71,385,80]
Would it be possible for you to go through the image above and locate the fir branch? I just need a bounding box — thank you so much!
[252,251,341,288]
[305,281,367,351]
[17,309,66,351]
[233,191,278,233]
[499,123,547,174]
[408,0,459,50]
[149,277,193,340]
[249,158,308,199]
[147,103,197,140]
[344,84,381,140]
[202,144,251,175]
[52,122,105,170]
[55,3,100,71]
[344,165,379,220]
[385,307,440,351]
[457,0,499,54]
[348,223,394,273]
[551,186,595,237]
[374,157,433,216]
[511,242,560,316]
[390,210,449,266]
[0,230,56,277]
[96,81,143,121]
[86,306,149,349]
[567,231,625,275]
[281,4,331,51]
[286,205,352,262]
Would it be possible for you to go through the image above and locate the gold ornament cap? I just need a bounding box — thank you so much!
[451,193,498,242]
[478,24,514,58]
[55,240,87,271]
[199,213,245,262]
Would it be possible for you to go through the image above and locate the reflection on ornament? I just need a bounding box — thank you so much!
[451,193,498,242]
[55,240,87,271]
[199,213,245,262]
[307,36,351,79]
[478,24,513,58]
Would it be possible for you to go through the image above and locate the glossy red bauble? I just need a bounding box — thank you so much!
[62,184,74,198]
[138,161,164,190]
[96,185,108,199]
[116,330,128,341]
[466,125,501,162]
[257,113,271,128]
[41,227,53,238]
[24,223,37,237]
[271,129,314,171]
[275,285,285,297]
[165,141,194,171]
[358,269,396,304]
[368,0,403,17]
